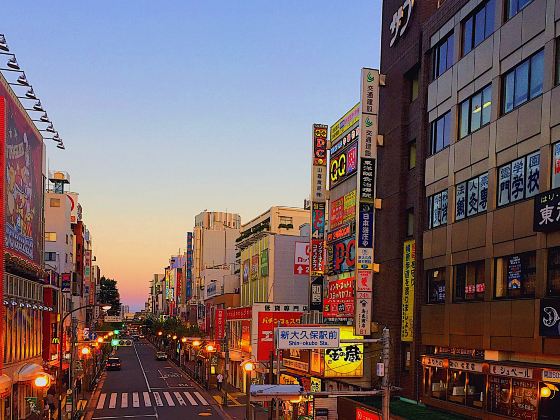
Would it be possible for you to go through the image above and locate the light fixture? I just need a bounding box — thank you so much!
[97,337,104,343]
[157,331,163,336]
[101,304,112,311]
[541,386,552,398]
[192,340,201,347]
[172,335,177,340]
[34,374,50,388]
[181,337,187,343]
[0,34,9,52]
[6,56,20,71]
[243,361,254,372]
[25,87,37,99]
[33,100,44,112]
[40,123,55,133]
[16,73,29,86]
[81,347,90,356]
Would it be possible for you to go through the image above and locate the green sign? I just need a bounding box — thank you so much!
[260,249,269,277]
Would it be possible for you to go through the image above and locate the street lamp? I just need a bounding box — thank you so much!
[34,374,51,388]
[57,303,110,420]
[81,347,90,356]
[242,361,255,420]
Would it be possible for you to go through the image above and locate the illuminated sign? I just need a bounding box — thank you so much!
[330,197,344,229]
[324,326,363,377]
[323,276,354,318]
[401,240,416,341]
[330,104,360,145]
[327,237,355,275]
[343,190,356,223]
[330,142,358,188]
[389,0,414,47]
[312,124,328,165]
[327,223,354,243]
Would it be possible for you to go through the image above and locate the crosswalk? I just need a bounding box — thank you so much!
[96,391,209,410]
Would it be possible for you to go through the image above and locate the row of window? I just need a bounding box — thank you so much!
[428,150,540,227]
[428,248,560,303]
[430,49,544,155]
[433,0,534,80]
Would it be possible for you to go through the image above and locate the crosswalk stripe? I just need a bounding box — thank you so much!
[133,392,140,407]
[194,391,208,406]
[163,391,175,406]
[153,392,163,407]
[143,392,151,407]
[109,393,117,409]
[184,392,197,406]
[174,392,186,406]
[121,393,128,408]
[96,393,106,410]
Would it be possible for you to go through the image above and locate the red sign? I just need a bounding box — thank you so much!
[215,309,226,340]
[294,242,310,275]
[241,320,251,353]
[227,306,252,320]
[0,95,5,370]
[330,197,344,228]
[356,407,381,420]
[313,124,328,165]
[327,223,352,243]
[323,276,354,318]
[310,239,324,274]
[257,311,302,361]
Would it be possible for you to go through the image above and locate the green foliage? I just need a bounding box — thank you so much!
[98,276,121,316]
[143,316,201,338]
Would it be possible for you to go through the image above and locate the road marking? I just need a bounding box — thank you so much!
[132,392,140,407]
[163,391,174,406]
[143,392,151,407]
[153,392,163,406]
[109,393,117,409]
[184,392,197,405]
[96,393,106,409]
[133,341,151,392]
[121,393,128,408]
[194,392,208,405]
[92,416,157,419]
[173,392,186,406]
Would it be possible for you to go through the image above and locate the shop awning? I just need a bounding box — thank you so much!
[14,363,43,382]
[0,374,12,395]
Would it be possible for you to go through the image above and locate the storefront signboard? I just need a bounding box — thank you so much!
[330,197,344,229]
[543,369,560,383]
[324,326,363,377]
[327,237,355,275]
[330,103,360,145]
[310,377,321,392]
[359,158,375,201]
[358,203,374,248]
[401,240,415,341]
[282,348,310,372]
[312,124,328,166]
[323,276,354,318]
[448,360,483,373]
[534,187,560,232]
[389,0,414,47]
[276,326,340,349]
[540,298,560,337]
[490,364,533,379]
[422,356,444,368]
[310,276,323,311]
[312,202,326,240]
[227,306,252,320]
[311,165,327,202]
[343,190,356,223]
[330,142,358,188]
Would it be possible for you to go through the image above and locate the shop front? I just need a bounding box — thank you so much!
[422,355,560,419]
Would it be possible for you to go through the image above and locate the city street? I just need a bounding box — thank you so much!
[91,339,223,420]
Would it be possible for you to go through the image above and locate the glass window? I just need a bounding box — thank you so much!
[428,268,446,303]
[547,247,560,296]
[50,198,60,207]
[459,85,492,138]
[428,190,448,228]
[430,112,451,154]
[497,151,540,206]
[45,232,57,242]
[456,173,488,220]
[466,373,486,409]
[502,50,544,114]
[506,0,534,20]
[408,141,417,169]
[433,32,455,79]
[425,365,448,399]
[495,251,536,298]
[462,0,495,55]
[454,261,486,301]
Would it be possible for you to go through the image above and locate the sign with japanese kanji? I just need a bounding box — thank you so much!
[490,364,533,379]
[360,158,375,201]
[324,326,363,377]
[276,326,340,349]
[358,203,374,248]
[312,124,328,166]
[256,311,302,361]
[401,240,415,341]
[215,309,226,340]
[323,276,354,318]
[534,187,560,232]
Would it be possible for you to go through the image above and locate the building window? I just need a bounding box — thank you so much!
[428,268,446,303]
[50,198,61,207]
[548,247,560,296]
[45,232,57,242]
[495,251,536,298]
[428,190,448,229]
[278,216,293,229]
[552,142,560,188]
[489,377,538,417]
[407,67,419,101]
[406,208,414,237]
[502,50,544,114]
[408,140,417,169]
[456,173,488,221]
[454,260,486,301]
[497,151,540,207]
[430,111,451,155]
[506,0,534,20]
[44,252,56,262]
[462,0,495,56]
[459,85,492,138]
[402,343,412,372]
[433,32,455,79]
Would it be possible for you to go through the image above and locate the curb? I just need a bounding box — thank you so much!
[84,372,106,420]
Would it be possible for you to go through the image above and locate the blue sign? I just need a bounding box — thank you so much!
[358,203,373,248]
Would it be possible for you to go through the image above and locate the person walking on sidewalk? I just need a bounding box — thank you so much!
[216,373,224,391]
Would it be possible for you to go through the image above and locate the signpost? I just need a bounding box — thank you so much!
[276,326,340,349]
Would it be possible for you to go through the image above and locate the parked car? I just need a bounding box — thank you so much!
[106,357,121,371]
[155,352,168,361]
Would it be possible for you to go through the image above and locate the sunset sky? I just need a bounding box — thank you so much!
[2,1,381,310]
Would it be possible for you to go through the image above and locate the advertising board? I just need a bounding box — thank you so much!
[311,202,325,239]
[311,165,327,202]
[330,142,358,188]
[323,276,354,318]
[310,276,323,311]
[330,103,360,145]
[401,240,416,341]
[2,78,44,267]
[312,124,328,166]
[330,197,344,229]
[260,249,269,277]
[327,237,355,275]
[360,158,375,201]
[343,190,356,223]
[324,326,363,377]
[242,259,250,283]
[251,254,259,280]
[294,242,310,275]
[310,239,324,276]
[215,308,226,340]
[256,311,302,361]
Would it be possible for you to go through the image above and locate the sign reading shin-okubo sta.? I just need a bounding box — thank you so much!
[276,326,341,349]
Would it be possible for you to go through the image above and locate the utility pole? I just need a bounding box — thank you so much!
[382,327,390,420]
[223,322,230,407]
[275,321,281,420]
[269,351,274,420]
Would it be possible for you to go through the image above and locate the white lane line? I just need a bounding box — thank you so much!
[132,392,140,407]
[143,391,151,407]
[173,392,186,406]
[194,391,208,406]
[153,392,163,407]
[133,341,152,392]
[163,391,174,406]
[108,393,117,409]
[183,391,197,405]
[121,393,128,408]
[96,393,106,410]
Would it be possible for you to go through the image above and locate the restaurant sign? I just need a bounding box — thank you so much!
[540,298,560,337]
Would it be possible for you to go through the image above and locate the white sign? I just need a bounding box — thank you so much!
[357,270,373,292]
[277,326,340,349]
[356,248,373,270]
[104,315,122,323]
[490,364,533,379]
[543,369,560,383]
[294,242,310,275]
[355,297,372,335]
[376,362,385,377]
[389,0,414,47]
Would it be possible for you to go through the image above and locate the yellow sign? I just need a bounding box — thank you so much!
[310,377,321,393]
[330,103,360,144]
[401,240,415,341]
[324,326,363,377]
[343,190,356,223]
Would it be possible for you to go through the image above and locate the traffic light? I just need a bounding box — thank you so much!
[111,339,119,346]
[113,330,120,335]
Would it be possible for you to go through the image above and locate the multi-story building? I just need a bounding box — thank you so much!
[379,0,560,417]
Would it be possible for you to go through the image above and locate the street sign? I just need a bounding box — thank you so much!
[104,315,122,323]
[276,326,340,349]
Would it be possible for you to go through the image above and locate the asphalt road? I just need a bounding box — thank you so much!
[91,339,223,420]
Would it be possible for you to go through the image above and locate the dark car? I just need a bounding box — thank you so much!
[155,351,168,361]
[106,357,121,371]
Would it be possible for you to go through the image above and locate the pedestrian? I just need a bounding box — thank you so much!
[216,372,224,391]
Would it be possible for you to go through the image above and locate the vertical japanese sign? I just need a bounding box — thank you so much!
[311,202,325,276]
[256,311,302,361]
[359,68,379,159]
[215,308,226,340]
[0,96,5,370]
[355,269,373,335]
[401,240,415,341]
